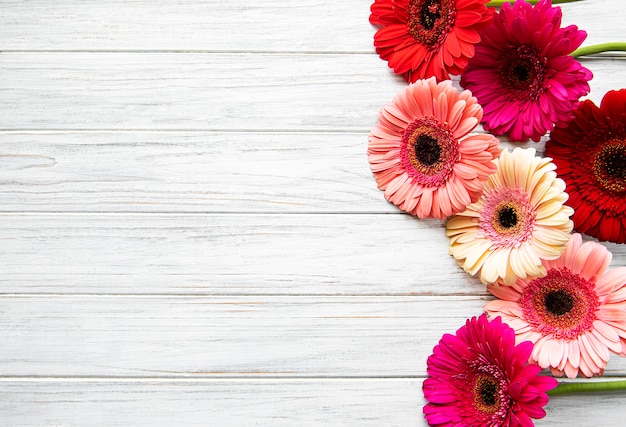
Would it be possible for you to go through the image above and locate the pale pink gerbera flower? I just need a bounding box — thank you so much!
[368,77,500,219]
[460,0,592,142]
[423,314,556,426]
[486,233,626,378]
[447,147,573,285]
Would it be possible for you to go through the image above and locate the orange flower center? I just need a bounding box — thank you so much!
[492,202,522,235]
[520,267,599,340]
[480,187,536,248]
[593,140,626,193]
[407,0,456,49]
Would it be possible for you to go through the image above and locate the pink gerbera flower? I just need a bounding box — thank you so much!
[460,0,592,141]
[486,233,626,378]
[368,77,500,219]
[423,314,556,426]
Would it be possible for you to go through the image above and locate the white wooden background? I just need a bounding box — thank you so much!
[1,1,626,425]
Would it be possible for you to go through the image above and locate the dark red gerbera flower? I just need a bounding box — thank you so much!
[546,89,626,243]
[369,0,494,83]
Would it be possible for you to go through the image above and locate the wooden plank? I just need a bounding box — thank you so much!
[0,132,556,213]
[2,213,626,296]
[2,53,625,131]
[0,0,375,52]
[2,295,626,378]
[0,213,468,296]
[0,52,403,131]
[0,378,624,426]
[1,0,623,53]
[0,295,485,377]
[0,131,389,213]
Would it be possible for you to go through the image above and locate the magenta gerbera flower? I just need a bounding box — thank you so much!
[486,233,626,378]
[423,314,557,426]
[460,0,592,142]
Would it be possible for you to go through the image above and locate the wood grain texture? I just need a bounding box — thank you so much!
[0,131,385,213]
[0,379,624,427]
[1,53,625,131]
[1,0,624,52]
[2,295,625,378]
[0,52,403,131]
[0,295,485,377]
[2,213,626,296]
[0,132,554,213]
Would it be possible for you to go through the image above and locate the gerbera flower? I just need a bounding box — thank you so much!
[545,89,626,243]
[485,233,626,378]
[369,0,494,82]
[423,314,557,426]
[460,0,592,142]
[446,147,573,285]
[368,77,500,219]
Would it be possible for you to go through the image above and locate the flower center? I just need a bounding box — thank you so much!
[544,290,574,316]
[497,45,547,101]
[400,116,459,187]
[407,0,455,49]
[480,188,535,248]
[465,358,511,423]
[520,267,599,340]
[420,0,441,30]
[414,134,441,166]
[497,205,518,229]
[477,377,499,408]
[593,141,626,193]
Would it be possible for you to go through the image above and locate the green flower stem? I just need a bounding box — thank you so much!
[487,0,582,6]
[572,43,626,58]
[548,380,626,396]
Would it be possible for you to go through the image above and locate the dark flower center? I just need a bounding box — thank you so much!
[407,0,455,49]
[593,142,626,193]
[512,64,530,82]
[544,290,574,316]
[605,150,626,179]
[415,134,441,166]
[497,206,518,229]
[489,200,525,239]
[420,0,441,30]
[400,116,459,187]
[479,379,498,407]
[520,268,600,340]
[498,45,547,100]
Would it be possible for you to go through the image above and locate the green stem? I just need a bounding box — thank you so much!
[548,380,626,396]
[572,42,626,58]
[487,0,582,6]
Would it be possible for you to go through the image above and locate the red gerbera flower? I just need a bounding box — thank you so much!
[545,89,626,243]
[460,0,592,142]
[370,0,494,83]
[423,314,556,426]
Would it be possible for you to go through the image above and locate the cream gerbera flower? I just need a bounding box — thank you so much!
[446,147,574,285]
